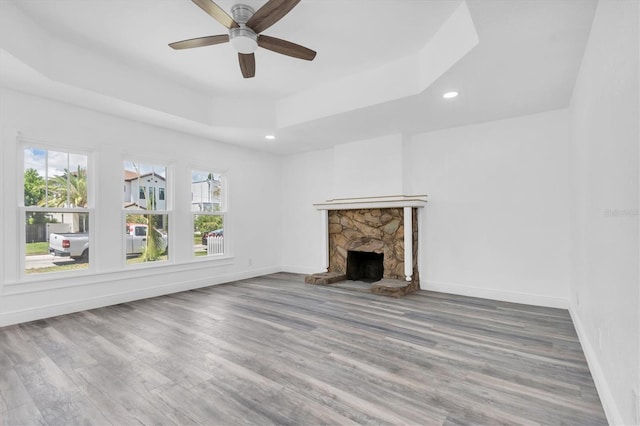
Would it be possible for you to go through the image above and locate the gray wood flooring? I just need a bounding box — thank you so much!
[0,273,607,425]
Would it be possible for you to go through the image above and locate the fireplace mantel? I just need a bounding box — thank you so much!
[314,195,428,211]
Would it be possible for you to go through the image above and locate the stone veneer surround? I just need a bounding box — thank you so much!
[327,208,420,293]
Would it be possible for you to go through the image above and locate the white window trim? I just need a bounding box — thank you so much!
[191,167,231,260]
[122,159,172,268]
[19,139,94,281]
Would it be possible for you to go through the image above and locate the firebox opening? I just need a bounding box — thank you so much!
[347,251,384,283]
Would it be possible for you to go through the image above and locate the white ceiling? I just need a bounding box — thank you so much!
[1,0,598,154]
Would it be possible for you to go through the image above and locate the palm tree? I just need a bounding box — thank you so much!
[39,166,88,232]
[141,178,163,262]
[40,166,88,208]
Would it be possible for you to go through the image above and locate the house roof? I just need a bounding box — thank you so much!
[124,171,166,183]
[123,202,146,210]
[123,171,138,181]
[1,0,598,154]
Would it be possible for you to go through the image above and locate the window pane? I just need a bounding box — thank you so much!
[194,214,224,257]
[24,148,88,208]
[62,153,88,208]
[25,211,90,274]
[191,170,222,212]
[46,150,73,208]
[125,213,169,264]
[124,161,167,211]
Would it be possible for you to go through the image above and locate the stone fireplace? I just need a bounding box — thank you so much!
[305,195,427,297]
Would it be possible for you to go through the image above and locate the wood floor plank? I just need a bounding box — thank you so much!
[0,273,607,425]
[0,368,38,414]
[1,401,47,426]
[13,356,111,425]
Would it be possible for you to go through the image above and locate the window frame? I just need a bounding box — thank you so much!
[122,159,172,268]
[19,140,94,279]
[191,167,230,260]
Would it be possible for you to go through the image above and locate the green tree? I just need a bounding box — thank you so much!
[24,168,45,206]
[195,215,223,233]
[24,168,52,225]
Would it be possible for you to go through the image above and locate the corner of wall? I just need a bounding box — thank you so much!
[569,302,624,426]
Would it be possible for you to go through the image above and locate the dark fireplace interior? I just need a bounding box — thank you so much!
[347,251,384,282]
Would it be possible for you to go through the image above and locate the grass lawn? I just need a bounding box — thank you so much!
[26,242,49,255]
[26,263,88,274]
[126,254,169,264]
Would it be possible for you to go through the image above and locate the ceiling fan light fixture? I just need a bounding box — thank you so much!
[169,1,316,78]
[230,27,258,54]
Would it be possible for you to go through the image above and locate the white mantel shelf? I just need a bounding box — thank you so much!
[314,195,428,211]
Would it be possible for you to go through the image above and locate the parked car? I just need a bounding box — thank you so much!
[201,228,223,245]
[49,223,167,261]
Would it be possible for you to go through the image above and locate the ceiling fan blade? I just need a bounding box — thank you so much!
[258,35,316,61]
[238,53,256,78]
[191,0,238,29]
[246,0,300,34]
[169,34,229,50]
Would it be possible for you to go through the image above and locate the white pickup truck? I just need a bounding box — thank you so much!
[49,223,167,261]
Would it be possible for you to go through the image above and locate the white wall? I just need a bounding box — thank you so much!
[0,88,282,326]
[568,1,640,424]
[280,148,333,273]
[409,110,571,308]
[332,134,404,199]
[281,110,572,308]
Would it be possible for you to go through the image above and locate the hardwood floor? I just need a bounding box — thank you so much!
[1,273,607,425]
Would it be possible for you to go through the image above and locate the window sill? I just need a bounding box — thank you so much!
[4,255,236,295]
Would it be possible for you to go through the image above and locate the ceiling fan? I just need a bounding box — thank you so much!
[169,0,317,78]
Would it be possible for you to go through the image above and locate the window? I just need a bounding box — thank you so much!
[192,170,225,257]
[23,147,91,275]
[124,161,169,264]
[159,187,165,201]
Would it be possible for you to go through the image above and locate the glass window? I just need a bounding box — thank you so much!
[124,161,169,264]
[23,147,91,275]
[192,170,225,257]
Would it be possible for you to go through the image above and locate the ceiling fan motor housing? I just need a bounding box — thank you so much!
[229,4,258,53]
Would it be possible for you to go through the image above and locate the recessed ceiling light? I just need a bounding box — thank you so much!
[442,91,459,99]
[265,135,276,140]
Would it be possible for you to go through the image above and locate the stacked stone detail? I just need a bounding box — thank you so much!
[328,208,408,280]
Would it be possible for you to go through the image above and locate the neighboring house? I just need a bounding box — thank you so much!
[191,176,221,212]
[50,213,87,233]
[124,170,166,210]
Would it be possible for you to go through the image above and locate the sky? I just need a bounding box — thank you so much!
[24,148,87,179]
[124,161,167,178]
[191,170,222,183]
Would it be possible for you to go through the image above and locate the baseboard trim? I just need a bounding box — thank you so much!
[422,280,569,309]
[0,266,280,327]
[569,303,623,426]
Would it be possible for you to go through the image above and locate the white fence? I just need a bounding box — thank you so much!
[207,236,224,255]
